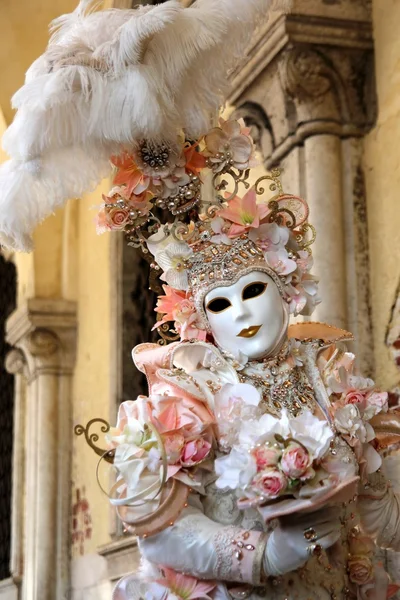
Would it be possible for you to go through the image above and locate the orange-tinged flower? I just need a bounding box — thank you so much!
[111,153,151,196]
[184,142,207,175]
[218,189,270,236]
[154,285,187,327]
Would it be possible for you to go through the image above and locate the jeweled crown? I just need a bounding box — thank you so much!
[97,119,319,341]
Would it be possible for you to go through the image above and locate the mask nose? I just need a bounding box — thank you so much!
[231,298,251,322]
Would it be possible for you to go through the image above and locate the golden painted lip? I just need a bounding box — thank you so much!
[237,325,262,339]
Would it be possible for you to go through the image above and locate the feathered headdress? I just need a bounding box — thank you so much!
[0,0,290,251]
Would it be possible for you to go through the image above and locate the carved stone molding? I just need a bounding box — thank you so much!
[98,537,140,584]
[229,10,375,167]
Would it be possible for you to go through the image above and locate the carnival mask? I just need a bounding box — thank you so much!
[204,271,288,360]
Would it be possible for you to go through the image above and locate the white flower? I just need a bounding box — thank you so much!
[156,242,193,290]
[238,411,290,448]
[215,447,257,490]
[210,217,232,245]
[215,383,261,449]
[288,410,334,460]
[109,418,145,447]
[334,404,366,439]
[146,227,172,257]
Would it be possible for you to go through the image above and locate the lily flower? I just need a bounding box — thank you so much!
[218,189,270,236]
[111,153,151,196]
[154,568,216,600]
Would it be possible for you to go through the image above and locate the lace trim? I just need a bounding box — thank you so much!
[213,526,237,580]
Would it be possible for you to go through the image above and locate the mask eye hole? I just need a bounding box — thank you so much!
[206,297,232,314]
[242,282,268,301]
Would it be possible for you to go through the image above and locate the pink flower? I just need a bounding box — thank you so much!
[286,275,320,316]
[181,438,212,466]
[343,389,367,409]
[218,189,270,236]
[348,555,374,585]
[154,286,187,323]
[249,222,289,252]
[150,396,215,438]
[265,248,297,276]
[156,567,216,600]
[252,446,281,472]
[96,208,111,234]
[253,469,288,499]
[296,250,314,273]
[153,286,206,341]
[163,434,185,464]
[105,206,130,231]
[179,312,207,342]
[204,118,257,173]
[280,442,312,479]
[365,391,388,416]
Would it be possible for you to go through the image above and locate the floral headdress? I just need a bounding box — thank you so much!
[96,118,319,341]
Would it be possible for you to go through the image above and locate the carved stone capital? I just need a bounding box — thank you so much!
[228,8,375,165]
[5,348,27,376]
[281,47,333,102]
[6,298,77,378]
[25,329,60,359]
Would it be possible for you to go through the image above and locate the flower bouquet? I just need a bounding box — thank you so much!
[214,386,359,520]
[325,351,388,480]
[106,395,215,534]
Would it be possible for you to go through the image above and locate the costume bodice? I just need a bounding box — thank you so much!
[132,324,363,600]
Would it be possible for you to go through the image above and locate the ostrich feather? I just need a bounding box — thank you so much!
[0,0,291,251]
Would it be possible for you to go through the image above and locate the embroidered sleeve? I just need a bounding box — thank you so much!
[139,504,269,585]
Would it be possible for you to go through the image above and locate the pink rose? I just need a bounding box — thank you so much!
[348,556,374,585]
[281,442,312,479]
[181,438,211,466]
[252,446,281,472]
[253,469,288,499]
[163,434,185,464]
[344,388,367,408]
[106,207,130,230]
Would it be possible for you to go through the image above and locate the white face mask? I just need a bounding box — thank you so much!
[204,271,288,360]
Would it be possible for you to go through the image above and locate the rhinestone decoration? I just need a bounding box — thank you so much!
[139,140,170,171]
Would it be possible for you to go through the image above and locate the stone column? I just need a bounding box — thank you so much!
[228,4,376,374]
[6,299,77,600]
[304,134,347,328]
[5,349,27,590]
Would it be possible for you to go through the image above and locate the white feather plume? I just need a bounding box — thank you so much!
[0,0,290,251]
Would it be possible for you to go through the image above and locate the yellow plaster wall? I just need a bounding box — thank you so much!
[0,0,115,556]
[71,182,114,556]
[0,0,78,125]
[364,0,400,389]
